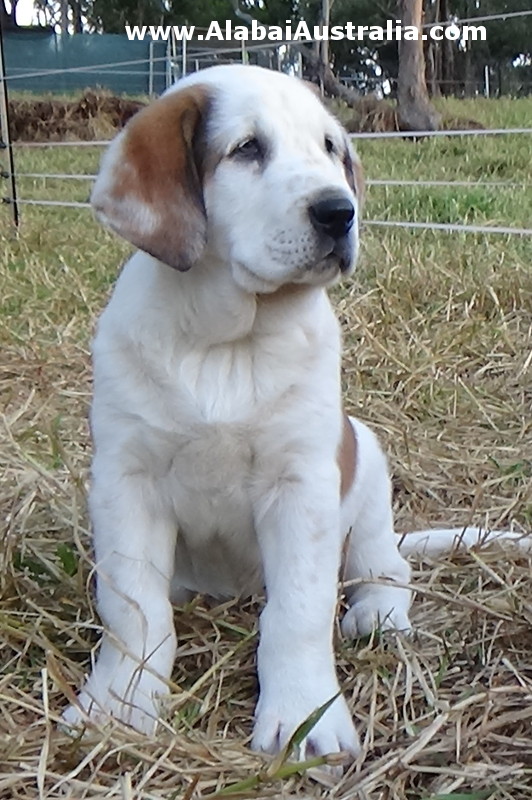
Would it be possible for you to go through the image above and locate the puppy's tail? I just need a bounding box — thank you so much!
[397,527,532,558]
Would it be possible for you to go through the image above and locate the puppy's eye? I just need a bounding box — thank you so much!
[324,136,336,155]
[231,137,264,161]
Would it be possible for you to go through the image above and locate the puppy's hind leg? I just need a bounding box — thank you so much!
[340,418,412,639]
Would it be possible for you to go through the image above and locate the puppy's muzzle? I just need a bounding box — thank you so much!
[308,193,356,274]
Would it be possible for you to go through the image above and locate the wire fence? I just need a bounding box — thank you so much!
[8,171,532,187]
[4,9,532,96]
[9,127,532,150]
[420,8,532,27]
[7,195,532,236]
[4,124,532,237]
[1,8,532,239]
[4,55,168,83]
[3,128,532,235]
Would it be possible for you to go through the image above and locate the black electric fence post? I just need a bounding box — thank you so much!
[0,13,20,228]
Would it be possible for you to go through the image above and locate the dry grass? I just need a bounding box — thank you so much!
[8,91,145,142]
[9,89,507,144]
[1,98,531,799]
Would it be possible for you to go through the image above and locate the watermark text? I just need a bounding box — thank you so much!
[126,19,486,44]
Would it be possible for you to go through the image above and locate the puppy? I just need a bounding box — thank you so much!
[64,65,516,760]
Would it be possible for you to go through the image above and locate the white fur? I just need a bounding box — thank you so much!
[62,66,529,763]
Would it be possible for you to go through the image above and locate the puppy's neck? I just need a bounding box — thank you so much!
[150,254,325,346]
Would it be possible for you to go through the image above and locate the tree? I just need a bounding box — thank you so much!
[1,0,19,29]
[396,0,440,129]
[20,0,531,96]
[228,0,363,102]
[425,0,532,96]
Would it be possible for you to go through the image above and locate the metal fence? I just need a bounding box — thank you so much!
[3,29,168,95]
[4,127,532,237]
[1,23,532,238]
[3,28,304,96]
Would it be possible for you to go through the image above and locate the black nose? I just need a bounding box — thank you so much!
[308,195,355,240]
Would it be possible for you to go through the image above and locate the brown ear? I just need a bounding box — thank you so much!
[91,86,211,270]
[343,140,365,211]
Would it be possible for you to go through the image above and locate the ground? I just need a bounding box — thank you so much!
[0,96,531,799]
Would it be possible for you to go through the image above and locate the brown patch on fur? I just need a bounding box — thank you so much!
[202,147,225,182]
[352,157,365,209]
[343,144,365,211]
[338,414,356,499]
[92,86,212,270]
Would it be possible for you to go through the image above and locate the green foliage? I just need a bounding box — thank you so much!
[56,543,79,577]
[87,0,166,33]
[454,0,532,62]
[422,793,494,800]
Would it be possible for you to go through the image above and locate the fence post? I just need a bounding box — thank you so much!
[181,35,187,77]
[148,39,154,97]
[0,14,19,228]
[165,39,171,90]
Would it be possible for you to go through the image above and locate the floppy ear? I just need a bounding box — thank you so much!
[342,138,365,211]
[91,86,211,270]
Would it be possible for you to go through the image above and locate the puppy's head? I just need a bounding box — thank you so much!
[92,65,364,291]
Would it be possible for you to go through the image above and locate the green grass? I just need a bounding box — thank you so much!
[358,130,532,232]
[1,97,532,799]
[432,96,532,129]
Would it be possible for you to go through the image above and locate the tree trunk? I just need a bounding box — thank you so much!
[424,0,440,96]
[440,0,454,95]
[231,0,360,106]
[60,0,69,34]
[1,0,17,28]
[463,46,474,97]
[70,0,82,33]
[300,44,361,104]
[425,44,439,97]
[397,0,440,131]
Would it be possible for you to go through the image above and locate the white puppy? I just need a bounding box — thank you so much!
[62,65,524,761]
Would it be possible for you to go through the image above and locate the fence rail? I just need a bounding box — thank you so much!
[5,194,531,237]
[3,123,532,235]
[4,55,168,83]
[4,146,532,237]
[1,26,531,237]
[9,127,532,150]
[10,172,532,190]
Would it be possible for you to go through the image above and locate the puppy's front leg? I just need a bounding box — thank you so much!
[62,467,177,734]
[251,463,360,759]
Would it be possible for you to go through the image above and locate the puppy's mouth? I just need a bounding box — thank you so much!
[311,235,356,277]
[330,236,355,273]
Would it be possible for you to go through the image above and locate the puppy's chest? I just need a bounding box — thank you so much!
[118,335,322,597]
[174,339,302,422]
[168,424,261,598]
[135,418,260,597]
[140,352,267,597]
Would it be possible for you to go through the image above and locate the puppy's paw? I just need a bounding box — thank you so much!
[61,666,167,735]
[251,686,360,764]
[342,586,412,639]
